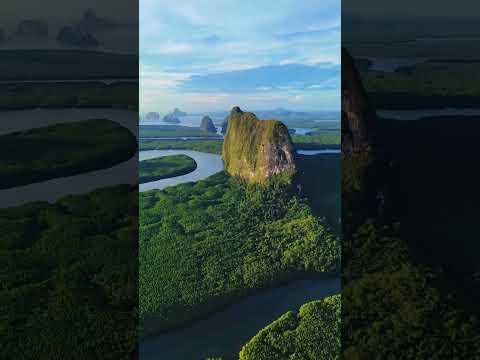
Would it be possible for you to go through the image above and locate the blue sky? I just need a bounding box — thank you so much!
[140,0,340,113]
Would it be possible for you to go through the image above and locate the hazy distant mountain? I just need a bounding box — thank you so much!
[172,108,187,117]
[14,20,49,39]
[254,109,340,122]
[267,108,294,116]
[57,26,99,47]
[163,113,181,124]
[144,112,160,122]
[256,108,312,118]
[200,116,217,133]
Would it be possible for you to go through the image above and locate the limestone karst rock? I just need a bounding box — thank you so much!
[222,107,296,183]
[172,108,187,117]
[342,48,377,155]
[342,48,389,229]
[200,116,217,133]
[162,113,180,124]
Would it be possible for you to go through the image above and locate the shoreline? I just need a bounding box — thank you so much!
[140,271,340,341]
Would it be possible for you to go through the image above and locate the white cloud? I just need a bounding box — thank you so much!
[148,42,195,55]
[139,0,341,112]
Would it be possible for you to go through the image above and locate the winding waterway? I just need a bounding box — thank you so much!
[140,150,224,192]
[140,276,340,360]
[0,108,339,207]
[139,149,340,191]
[0,108,138,209]
[298,149,341,155]
[138,149,340,359]
[5,108,341,359]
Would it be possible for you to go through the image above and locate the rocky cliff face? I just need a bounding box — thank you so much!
[200,116,217,133]
[342,48,389,230]
[221,116,229,134]
[342,48,377,155]
[222,107,296,183]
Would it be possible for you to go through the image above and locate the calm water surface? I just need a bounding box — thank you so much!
[141,277,340,360]
[0,108,137,208]
[298,149,340,155]
[140,150,224,192]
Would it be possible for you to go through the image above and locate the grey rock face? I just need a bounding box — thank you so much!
[200,116,217,133]
[342,48,377,155]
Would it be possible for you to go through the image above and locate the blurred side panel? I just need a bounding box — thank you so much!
[0,1,139,359]
[342,1,480,358]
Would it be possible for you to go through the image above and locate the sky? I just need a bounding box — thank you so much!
[140,0,340,113]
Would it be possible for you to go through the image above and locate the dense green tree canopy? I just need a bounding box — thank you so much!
[140,155,197,183]
[239,295,340,360]
[140,172,340,336]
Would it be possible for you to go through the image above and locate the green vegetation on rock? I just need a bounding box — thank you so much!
[222,107,296,183]
[0,119,137,189]
[140,155,197,183]
[239,294,340,360]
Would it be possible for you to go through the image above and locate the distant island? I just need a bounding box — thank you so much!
[160,108,187,124]
[143,112,160,122]
[162,113,180,124]
[57,25,99,47]
[200,115,217,133]
[172,107,187,117]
